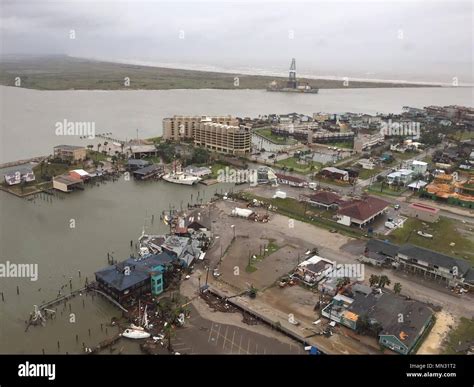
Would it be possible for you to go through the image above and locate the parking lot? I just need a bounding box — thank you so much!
[171,305,305,355]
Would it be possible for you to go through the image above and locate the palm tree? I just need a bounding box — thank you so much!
[378,275,391,288]
[393,282,402,294]
[369,274,380,287]
[97,143,102,153]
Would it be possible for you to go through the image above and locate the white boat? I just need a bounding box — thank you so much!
[162,171,201,185]
[162,160,201,185]
[122,328,151,339]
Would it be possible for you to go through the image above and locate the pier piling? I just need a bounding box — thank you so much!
[1,292,4,302]
[16,286,19,295]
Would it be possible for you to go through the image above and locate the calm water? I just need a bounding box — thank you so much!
[0,85,472,353]
[1,85,473,163]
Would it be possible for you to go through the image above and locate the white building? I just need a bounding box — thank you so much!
[387,169,414,185]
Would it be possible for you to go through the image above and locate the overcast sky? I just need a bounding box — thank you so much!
[1,0,472,83]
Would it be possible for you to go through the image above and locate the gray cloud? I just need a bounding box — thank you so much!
[1,0,472,83]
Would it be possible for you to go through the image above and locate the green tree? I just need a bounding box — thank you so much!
[369,274,380,287]
[393,282,402,294]
[378,275,391,288]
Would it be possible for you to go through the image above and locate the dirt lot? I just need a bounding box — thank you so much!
[417,311,456,354]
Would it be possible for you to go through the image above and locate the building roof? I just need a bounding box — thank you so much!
[53,174,83,185]
[407,180,428,189]
[95,252,175,292]
[298,255,334,275]
[398,244,471,276]
[70,169,90,177]
[127,159,150,167]
[338,196,389,222]
[133,164,163,175]
[130,144,157,153]
[366,239,399,257]
[308,191,342,205]
[348,292,433,351]
[321,167,348,175]
[184,209,211,230]
[54,145,85,151]
[408,202,439,214]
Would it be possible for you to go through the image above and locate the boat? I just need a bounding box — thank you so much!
[122,328,151,339]
[162,160,201,185]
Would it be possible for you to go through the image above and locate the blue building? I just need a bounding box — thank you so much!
[95,252,175,304]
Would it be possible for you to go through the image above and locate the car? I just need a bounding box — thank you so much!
[394,204,400,210]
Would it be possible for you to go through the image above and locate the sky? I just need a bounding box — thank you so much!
[1,0,473,83]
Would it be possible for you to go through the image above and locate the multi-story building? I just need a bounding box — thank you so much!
[193,122,251,155]
[162,115,239,141]
[53,145,87,161]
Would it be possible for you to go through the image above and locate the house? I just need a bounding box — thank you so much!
[53,145,87,161]
[405,202,439,223]
[127,159,150,171]
[173,210,211,235]
[130,144,158,158]
[404,160,428,175]
[320,167,349,181]
[132,164,164,180]
[293,255,334,286]
[275,173,307,187]
[357,158,376,170]
[307,191,343,209]
[387,169,414,186]
[361,239,399,266]
[322,290,433,354]
[184,165,212,177]
[337,196,389,228]
[94,252,175,303]
[69,169,90,181]
[160,235,202,267]
[395,245,472,286]
[407,180,428,191]
[52,174,84,192]
[4,167,35,186]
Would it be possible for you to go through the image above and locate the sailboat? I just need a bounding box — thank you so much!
[122,302,151,339]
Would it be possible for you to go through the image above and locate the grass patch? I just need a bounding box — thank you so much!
[358,168,382,180]
[394,151,420,161]
[245,264,258,273]
[368,182,407,197]
[329,141,354,149]
[443,317,474,354]
[276,157,321,174]
[255,128,297,145]
[388,217,474,262]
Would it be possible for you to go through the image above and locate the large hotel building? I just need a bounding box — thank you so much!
[162,115,252,155]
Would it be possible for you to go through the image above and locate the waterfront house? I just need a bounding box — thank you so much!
[69,169,90,181]
[130,144,158,158]
[160,235,202,267]
[95,252,175,303]
[132,164,164,180]
[4,167,35,186]
[127,159,150,171]
[53,145,87,162]
[52,174,84,192]
[361,239,399,266]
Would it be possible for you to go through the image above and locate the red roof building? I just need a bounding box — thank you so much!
[307,191,343,209]
[337,196,389,227]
